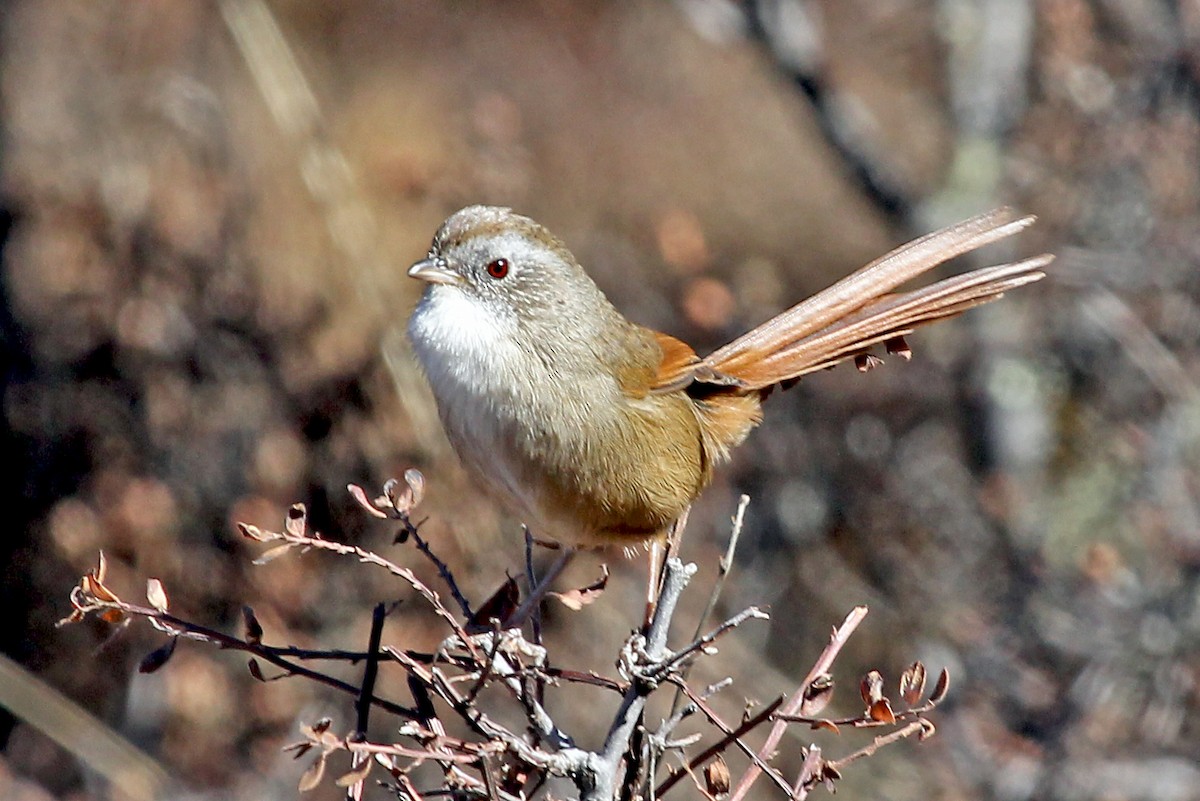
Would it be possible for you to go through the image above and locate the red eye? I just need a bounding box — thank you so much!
[485,258,509,279]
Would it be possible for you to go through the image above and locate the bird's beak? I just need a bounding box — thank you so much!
[408,257,462,286]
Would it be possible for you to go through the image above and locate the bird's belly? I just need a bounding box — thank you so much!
[439,380,705,547]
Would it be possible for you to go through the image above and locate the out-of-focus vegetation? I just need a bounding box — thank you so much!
[2,1,1199,799]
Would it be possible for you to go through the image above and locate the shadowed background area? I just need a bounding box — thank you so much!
[3,1,1199,799]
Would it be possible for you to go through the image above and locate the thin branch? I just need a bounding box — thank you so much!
[508,548,575,627]
[674,683,793,796]
[407,520,475,620]
[577,559,697,800]
[729,606,869,801]
[647,606,768,680]
[826,720,929,771]
[670,496,748,719]
[656,678,732,742]
[776,697,941,728]
[241,522,478,658]
[695,496,749,642]
[791,745,824,801]
[354,602,388,735]
[73,596,420,720]
[523,527,543,645]
[343,739,482,765]
[655,695,785,797]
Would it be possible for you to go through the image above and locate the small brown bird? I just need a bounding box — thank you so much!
[407,206,1050,552]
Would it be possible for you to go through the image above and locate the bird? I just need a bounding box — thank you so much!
[406,206,1050,557]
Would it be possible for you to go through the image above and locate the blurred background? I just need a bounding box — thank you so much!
[3,1,1199,799]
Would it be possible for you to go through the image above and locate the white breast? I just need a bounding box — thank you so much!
[408,285,576,528]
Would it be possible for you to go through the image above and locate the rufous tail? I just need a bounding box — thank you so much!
[701,208,1052,391]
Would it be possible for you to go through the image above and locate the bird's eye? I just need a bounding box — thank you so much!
[485,258,510,279]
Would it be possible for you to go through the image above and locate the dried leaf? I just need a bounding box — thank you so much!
[869,698,896,724]
[138,637,177,674]
[704,756,731,796]
[285,504,307,538]
[549,565,610,610]
[854,353,884,372]
[800,673,835,717]
[467,575,520,632]
[348,484,388,518]
[95,551,108,583]
[381,478,402,510]
[335,759,373,788]
[860,670,885,706]
[99,608,127,624]
[242,605,264,644]
[930,668,950,704]
[308,717,333,736]
[403,469,426,509]
[253,544,294,565]
[146,578,169,613]
[383,477,416,514]
[811,719,840,734]
[248,658,266,682]
[238,522,269,542]
[885,335,912,360]
[899,661,926,706]
[85,572,121,604]
[298,753,327,792]
[283,740,313,759]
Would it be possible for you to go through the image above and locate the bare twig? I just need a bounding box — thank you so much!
[586,558,697,801]
[66,591,420,720]
[647,606,768,680]
[670,496,749,716]
[523,527,543,644]
[240,516,478,658]
[729,606,869,801]
[354,602,388,735]
[508,548,575,628]
[792,745,824,800]
[694,496,750,642]
[655,696,785,797]
[675,683,793,796]
[407,521,475,620]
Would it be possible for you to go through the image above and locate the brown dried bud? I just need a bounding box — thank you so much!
[800,673,835,716]
[930,668,951,703]
[242,605,264,645]
[138,637,177,674]
[705,756,731,796]
[855,353,885,372]
[285,504,307,537]
[900,661,927,706]
[869,697,896,724]
[885,335,912,360]
[467,575,521,633]
[860,670,885,706]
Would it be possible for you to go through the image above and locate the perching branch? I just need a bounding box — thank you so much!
[61,479,944,800]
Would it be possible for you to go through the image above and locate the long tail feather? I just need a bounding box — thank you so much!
[702,211,1050,391]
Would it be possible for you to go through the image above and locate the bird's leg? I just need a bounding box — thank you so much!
[507,546,575,629]
[644,506,691,629]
